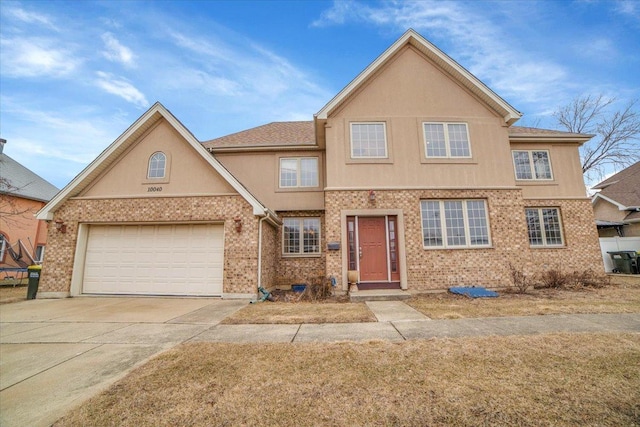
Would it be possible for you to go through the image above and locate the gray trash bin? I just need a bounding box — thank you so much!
[607,251,638,274]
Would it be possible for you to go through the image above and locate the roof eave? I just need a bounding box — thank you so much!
[37,102,272,220]
[509,135,593,145]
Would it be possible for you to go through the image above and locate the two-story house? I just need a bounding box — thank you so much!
[36,30,603,299]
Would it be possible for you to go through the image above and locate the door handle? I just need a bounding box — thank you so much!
[359,246,363,259]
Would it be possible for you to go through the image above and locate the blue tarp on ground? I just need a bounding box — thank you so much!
[449,286,499,298]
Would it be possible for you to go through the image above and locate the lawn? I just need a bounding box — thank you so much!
[408,284,640,319]
[221,301,377,324]
[222,284,640,324]
[0,285,27,304]
[55,333,640,426]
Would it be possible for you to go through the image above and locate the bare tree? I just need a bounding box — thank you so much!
[554,94,640,183]
[0,173,36,228]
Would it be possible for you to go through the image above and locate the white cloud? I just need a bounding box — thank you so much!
[95,71,149,108]
[0,37,79,78]
[101,32,135,67]
[3,6,59,31]
[165,30,331,104]
[312,1,571,108]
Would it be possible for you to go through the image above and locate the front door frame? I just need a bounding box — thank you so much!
[340,209,408,292]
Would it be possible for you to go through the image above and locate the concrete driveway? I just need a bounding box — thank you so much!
[0,297,247,427]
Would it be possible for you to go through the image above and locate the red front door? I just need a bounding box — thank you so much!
[357,217,388,282]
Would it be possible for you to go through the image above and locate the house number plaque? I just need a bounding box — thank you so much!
[147,186,163,192]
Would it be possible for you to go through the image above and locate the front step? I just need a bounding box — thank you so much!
[349,289,411,302]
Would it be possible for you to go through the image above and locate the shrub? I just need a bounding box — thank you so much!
[567,270,609,289]
[535,268,610,290]
[298,276,332,302]
[535,269,568,289]
[507,263,531,293]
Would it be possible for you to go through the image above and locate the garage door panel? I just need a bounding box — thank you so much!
[82,224,224,296]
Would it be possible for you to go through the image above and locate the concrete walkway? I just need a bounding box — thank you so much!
[1,297,639,427]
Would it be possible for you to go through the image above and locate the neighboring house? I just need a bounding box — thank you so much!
[1,139,59,271]
[592,161,640,237]
[36,29,603,299]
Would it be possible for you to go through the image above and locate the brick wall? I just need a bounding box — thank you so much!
[274,210,326,288]
[40,196,262,296]
[325,189,603,292]
[260,219,278,290]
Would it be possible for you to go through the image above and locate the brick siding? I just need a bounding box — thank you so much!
[325,189,603,292]
[40,196,261,296]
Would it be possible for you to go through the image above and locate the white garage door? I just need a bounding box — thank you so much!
[82,224,224,296]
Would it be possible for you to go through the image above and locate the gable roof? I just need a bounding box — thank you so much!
[316,29,522,125]
[0,152,59,202]
[36,102,277,220]
[203,121,315,150]
[592,161,640,209]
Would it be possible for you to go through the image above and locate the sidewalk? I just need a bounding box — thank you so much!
[1,297,639,427]
[191,301,640,343]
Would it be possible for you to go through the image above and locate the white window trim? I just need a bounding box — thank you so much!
[420,200,491,249]
[0,234,6,262]
[282,217,322,257]
[350,122,388,159]
[512,150,554,181]
[279,157,319,188]
[147,151,167,179]
[35,245,45,263]
[525,207,564,247]
[423,122,472,159]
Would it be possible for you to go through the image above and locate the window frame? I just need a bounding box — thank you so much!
[147,151,167,179]
[279,157,319,189]
[420,199,491,249]
[282,217,321,257]
[34,245,45,263]
[525,207,564,247]
[512,150,554,181]
[0,234,6,263]
[422,122,472,159]
[350,122,388,159]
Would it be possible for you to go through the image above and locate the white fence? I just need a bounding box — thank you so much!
[599,237,640,272]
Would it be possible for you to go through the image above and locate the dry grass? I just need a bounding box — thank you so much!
[0,285,27,304]
[408,284,640,319]
[56,333,640,426]
[221,301,376,324]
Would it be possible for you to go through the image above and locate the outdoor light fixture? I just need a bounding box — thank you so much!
[368,190,376,202]
[234,218,242,233]
[54,219,67,233]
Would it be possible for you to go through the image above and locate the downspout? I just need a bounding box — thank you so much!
[257,215,268,290]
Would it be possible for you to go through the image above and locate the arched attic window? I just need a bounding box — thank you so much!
[147,152,166,179]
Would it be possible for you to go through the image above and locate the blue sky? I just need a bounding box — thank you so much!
[1,0,639,189]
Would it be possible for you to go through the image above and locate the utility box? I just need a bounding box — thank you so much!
[27,265,42,300]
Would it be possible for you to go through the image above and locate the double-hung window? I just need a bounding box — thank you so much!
[420,200,490,248]
[525,208,564,246]
[423,123,471,158]
[283,218,321,255]
[279,158,318,188]
[350,122,387,158]
[512,150,553,180]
